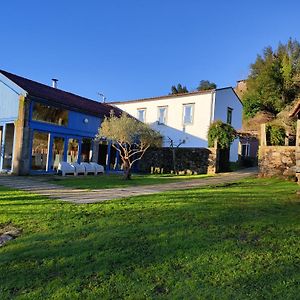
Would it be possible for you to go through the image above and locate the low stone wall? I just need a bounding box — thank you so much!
[139,147,217,174]
[258,146,296,178]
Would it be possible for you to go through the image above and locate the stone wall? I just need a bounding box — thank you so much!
[258,146,296,178]
[12,96,31,175]
[139,147,217,174]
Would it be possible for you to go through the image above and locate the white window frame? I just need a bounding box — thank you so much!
[157,106,168,125]
[183,103,194,125]
[137,108,146,123]
[227,107,233,125]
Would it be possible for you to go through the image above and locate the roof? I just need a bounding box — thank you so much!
[290,100,300,118]
[110,89,215,105]
[110,87,240,105]
[0,70,123,118]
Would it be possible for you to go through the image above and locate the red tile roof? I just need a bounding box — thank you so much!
[0,70,123,118]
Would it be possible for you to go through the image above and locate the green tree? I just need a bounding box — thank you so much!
[98,112,162,180]
[243,39,300,118]
[197,80,217,91]
[170,84,189,94]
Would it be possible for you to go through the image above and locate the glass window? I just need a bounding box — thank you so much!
[2,124,15,170]
[31,131,49,171]
[32,102,68,126]
[67,139,79,163]
[98,141,108,166]
[183,104,194,124]
[158,106,167,124]
[81,138,92,162]
[227,107,233,125]
[51,137,65,171]
[241,144,250,157]
[137,109,146,122]
[0,126,3,163]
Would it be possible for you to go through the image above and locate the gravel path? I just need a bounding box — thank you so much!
[0,168,258,204]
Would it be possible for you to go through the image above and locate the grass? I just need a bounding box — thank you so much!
[0,178,299,299]
[47,173,212,189]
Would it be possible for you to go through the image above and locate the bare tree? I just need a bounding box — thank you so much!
[98,112,162,180]
[167,137,185,174]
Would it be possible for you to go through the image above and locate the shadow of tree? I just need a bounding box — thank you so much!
[0,179,299,299]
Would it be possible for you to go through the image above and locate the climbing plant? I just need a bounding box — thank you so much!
[208,120,236,149]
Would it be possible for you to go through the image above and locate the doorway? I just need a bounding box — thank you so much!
[98,142,108,167]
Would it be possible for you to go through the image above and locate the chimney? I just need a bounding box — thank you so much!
[52,78,58,88]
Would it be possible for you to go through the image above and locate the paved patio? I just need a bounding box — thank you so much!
[0,168,258,204]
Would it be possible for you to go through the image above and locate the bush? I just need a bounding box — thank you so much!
[208,120,236,149]
[266,124,286,146]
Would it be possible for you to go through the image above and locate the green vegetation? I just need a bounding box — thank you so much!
[266,124,286,146]
[207,120,236,148]
[170,83,189,94]
[49,173,210,190]
[197,80,217,91]
[243,38,300,118]
[170,80,217,94]
[1,178,300,299]
[99,113,162,179]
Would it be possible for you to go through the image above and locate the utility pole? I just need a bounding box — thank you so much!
[97,92,106,103]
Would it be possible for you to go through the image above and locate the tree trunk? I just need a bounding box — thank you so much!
[123,161,132,180]
[172,148,178,174]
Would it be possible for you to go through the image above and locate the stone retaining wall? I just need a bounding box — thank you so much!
[258,146,296,178]
[139,147,217,174]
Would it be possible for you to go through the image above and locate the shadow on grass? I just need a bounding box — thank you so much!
[0,179,300,299]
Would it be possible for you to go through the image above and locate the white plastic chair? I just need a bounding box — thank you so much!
[58,162,75,176]
[89,162,104,175]
[80,162,96,175]
[71,162,86,176]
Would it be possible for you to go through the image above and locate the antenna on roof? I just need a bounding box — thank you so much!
[98,92,106,103]
[52,78,58,88]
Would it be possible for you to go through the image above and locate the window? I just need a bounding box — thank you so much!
[67,138,79,163]
[31,131,49,171]
[241,144,250,157]
[2,124,15,170]
[227,107,233,125]
[137,109,146,122]
[32,102,68,126]
[81,138,92,162]
[183,104,194,124]
[158,106,167,124]
[52,137,65,170]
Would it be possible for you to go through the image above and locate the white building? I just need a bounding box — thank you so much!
[111,87,242,161]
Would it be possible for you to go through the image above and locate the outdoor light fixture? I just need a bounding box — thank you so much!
[83,118,89,124]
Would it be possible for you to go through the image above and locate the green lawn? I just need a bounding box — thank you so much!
[47,173,212,189]
[0,178,300,299]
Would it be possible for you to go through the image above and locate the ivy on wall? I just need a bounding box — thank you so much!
[208,120,236,149]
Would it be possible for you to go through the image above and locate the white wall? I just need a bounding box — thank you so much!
[114,88,243,161]
[214,88,243,161]
[0,74,25,122]
[114,92,214,148]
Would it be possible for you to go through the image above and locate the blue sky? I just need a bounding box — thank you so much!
[1,0,300,102]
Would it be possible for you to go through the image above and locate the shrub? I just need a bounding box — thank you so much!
[208,120,236,149]
[266,124,286,146]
